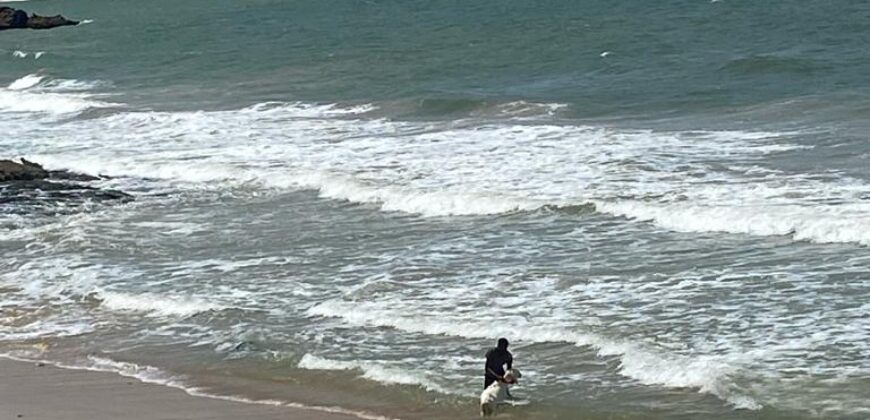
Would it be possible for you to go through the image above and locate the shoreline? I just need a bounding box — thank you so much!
[0,356,392,420]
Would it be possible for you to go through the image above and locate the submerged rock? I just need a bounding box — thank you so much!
[0,7,27,29]
[0,158,132,214]
[25,14,78,30]
[0,159,48,182]
[0,7,78,31]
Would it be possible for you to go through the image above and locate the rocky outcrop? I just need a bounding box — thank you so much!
[1,158,131,213]
[0,159,47,181]
[0,159,103,182]
[0,7,78,31]
[0,7,27,29]
[26,14,79,30]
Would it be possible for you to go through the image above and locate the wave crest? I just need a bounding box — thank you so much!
[596,200,870,245]
[92,290,220,317]
[1,74,111,114]
[306,300,759,409]
[298,354,449,394]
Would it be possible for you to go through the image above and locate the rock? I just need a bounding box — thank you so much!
[20,158,44,170]
[26,14,79,30]
[0,6,78,31]
[1,158,133,215]
[49,169,101,182]
[0,7,27,29]
[0,159,48,182]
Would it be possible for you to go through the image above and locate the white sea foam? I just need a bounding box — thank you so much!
[298,354,450,394]
[595,200,870,245]
[306,300,758,408]
[3,76,868,245]
[10,50,45,59]
[7,74,107,92]
[130,221,207,237]
[40,78,106,92]
[243,101,376,117]
[0,319,94,342]
[0,75,110,114]
[2,257,108,302]
[95,290,220,317]
[7,74,45,90]
[290,172,543,216]
[485,100,568,117]
[178,256,305,274]
[1,74,111,115]
[85,355,183,384]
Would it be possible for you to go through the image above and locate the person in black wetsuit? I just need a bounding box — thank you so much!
[484,338,513,390]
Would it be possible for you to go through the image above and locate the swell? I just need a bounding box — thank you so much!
[719,55,826,76]
[305,300,760,410]
[298,354,451,395]
[4,73,870,246]
[14,153,870,246]
[375,97,569,120]
[0,74,113,114]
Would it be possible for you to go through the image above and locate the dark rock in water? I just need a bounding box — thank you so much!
[0,159,48,181]
[0,6,78,31]
[49,169,101,182]
[0,158,132,216]
[0,7,27,29]
[25,14,79,30]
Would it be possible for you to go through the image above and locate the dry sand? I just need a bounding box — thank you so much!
[0,357,366,420]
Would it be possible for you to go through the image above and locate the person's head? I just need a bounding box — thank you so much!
[497,338,509,350]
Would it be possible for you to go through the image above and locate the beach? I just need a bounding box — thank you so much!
[0,357,365,420]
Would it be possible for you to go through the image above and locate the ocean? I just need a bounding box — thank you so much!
[1,0,869,418]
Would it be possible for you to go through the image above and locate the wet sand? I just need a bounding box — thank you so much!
[0,357,365,420]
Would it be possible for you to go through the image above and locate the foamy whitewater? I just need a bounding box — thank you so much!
[2,2,870,418]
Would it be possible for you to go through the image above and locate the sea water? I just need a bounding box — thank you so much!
[1,1,869,419]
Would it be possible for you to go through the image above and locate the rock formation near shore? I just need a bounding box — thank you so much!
[1,158,131,211]
[0,158,47,181]
[0,6,78,31]
[0,158,102,182]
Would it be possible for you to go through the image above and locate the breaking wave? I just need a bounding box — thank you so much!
[306,300,760,409]
[4,72,868,245]
[93,290,221,317]
[298,354,451,394]
[0,74,111,114]
[595,200,870,245]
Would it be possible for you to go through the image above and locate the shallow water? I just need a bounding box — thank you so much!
[2,1,870,419]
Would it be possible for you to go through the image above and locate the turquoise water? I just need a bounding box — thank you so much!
[2,1,869,419]
[7,0,870,114]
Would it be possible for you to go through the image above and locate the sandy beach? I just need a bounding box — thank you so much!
[0,357,364,420]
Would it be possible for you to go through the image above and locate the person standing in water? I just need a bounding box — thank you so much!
[484,338,513,389]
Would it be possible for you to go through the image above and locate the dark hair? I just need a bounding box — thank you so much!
[497,338,509,349]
